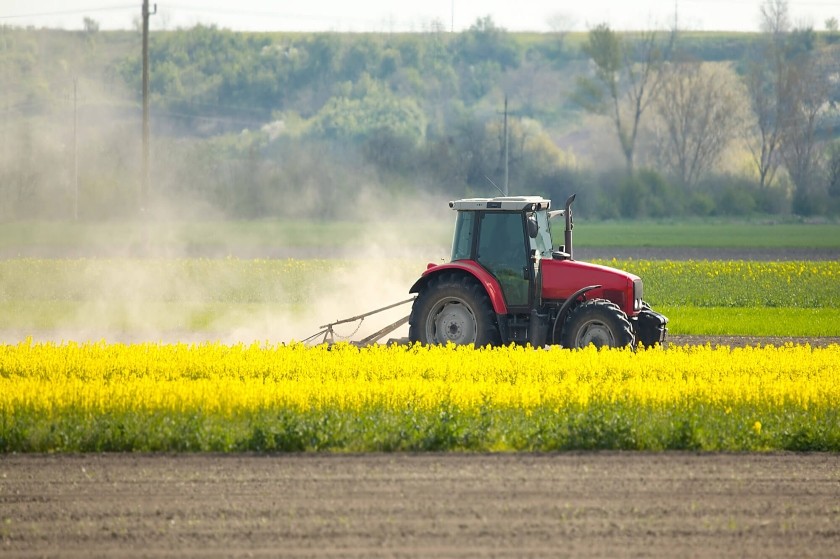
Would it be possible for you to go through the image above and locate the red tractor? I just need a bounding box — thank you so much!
[407,195,667,348]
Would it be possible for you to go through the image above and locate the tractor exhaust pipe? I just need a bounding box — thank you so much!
[564,194,575,260]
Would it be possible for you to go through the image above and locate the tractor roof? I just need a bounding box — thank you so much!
[448,196,551,212]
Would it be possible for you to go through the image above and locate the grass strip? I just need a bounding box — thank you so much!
[660,306,840,336]
[4,402,838,453]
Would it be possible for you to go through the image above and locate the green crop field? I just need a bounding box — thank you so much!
[2,220,839,255]
[574,221,840,248]
[661,307,840,336]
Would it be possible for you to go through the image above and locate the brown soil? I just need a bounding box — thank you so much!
[2,453,839,558]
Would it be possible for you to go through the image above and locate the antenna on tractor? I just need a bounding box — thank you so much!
[484,175,505,196]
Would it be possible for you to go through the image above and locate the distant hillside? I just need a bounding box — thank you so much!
[1,23,838,221]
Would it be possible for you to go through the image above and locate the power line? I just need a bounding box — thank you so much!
[163,3,447,32]
[680,0,838,4]
[0,5,135,20]
[165,4,385,25]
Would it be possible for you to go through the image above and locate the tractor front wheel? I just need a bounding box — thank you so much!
[560,299,635,349]
[409,273,500,347]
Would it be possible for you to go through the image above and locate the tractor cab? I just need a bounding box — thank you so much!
[449,196,553,312]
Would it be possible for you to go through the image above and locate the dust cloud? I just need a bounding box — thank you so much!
[1,190,454,346]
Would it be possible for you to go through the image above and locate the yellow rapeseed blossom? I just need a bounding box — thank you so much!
[1,340,838,416]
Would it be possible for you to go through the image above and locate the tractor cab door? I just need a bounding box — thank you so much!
[476,211,532,309]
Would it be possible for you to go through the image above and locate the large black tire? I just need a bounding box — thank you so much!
[560,299,635,349]
[408,273,501,347]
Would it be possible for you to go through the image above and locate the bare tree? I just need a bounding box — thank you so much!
[576,24,674,173]
[83,17,99,34]
[828,143,840,199]
[655,61,744,187]
[546,12,576,34]
[742,0,795,189]
[546,12,576,56]
[760,0,791,34]
[782,35,830,212]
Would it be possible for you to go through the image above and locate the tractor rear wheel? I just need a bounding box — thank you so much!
[560,299,635,349]
[409,273,500,347]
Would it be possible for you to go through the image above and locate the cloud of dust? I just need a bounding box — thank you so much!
[199,186,455,345]
[2,180,455,346]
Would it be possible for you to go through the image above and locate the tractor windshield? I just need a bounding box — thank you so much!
[450,211,475,261]
[531,210,553,257]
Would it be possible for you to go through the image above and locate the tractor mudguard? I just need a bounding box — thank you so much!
[551,284,601,342]
[409,261,508,315]
[556,285,601,322]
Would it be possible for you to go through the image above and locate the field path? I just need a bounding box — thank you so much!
[2,453,839,558]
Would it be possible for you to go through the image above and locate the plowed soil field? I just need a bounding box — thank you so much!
[2,453,839,558]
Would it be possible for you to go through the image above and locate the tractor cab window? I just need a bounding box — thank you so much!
[530,210,553,257]
[476,212,530,307]
[450,211,475,261]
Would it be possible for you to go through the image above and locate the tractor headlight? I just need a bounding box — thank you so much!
[633,279,643,311]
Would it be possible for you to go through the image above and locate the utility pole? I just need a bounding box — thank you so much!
[73,78,78,221]
[503,95,509,196]
[495,96,519,196]
[141,0,156,214]
[674,0,679,30]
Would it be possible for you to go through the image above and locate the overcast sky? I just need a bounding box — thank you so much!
[3,0,838,33]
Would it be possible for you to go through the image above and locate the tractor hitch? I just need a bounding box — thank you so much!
[301,297,416,347]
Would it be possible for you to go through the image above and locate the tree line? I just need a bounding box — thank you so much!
[1,0,839,221]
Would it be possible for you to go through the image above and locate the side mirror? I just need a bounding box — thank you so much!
[526,216,538,238]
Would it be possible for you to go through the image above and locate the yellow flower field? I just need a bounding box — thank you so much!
[2,340,839,452]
